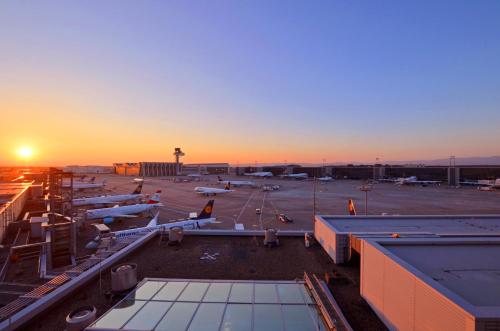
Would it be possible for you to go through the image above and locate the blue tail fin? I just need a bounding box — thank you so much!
[197,200,214,219]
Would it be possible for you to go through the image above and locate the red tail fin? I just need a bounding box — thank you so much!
[147,190,162,204]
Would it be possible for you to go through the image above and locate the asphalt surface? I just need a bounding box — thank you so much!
[73,174,500,233]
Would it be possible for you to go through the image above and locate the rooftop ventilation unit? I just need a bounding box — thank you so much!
[111,263,137,292]
[169,227,184,245]
[264,228,279,247]
[66,305,96,331]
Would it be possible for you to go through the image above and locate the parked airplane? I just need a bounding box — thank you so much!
[73,182,144,207]
[485,179,500,189]
[396,176,440,186]
[318,176,333,182]
[64,179,106,190]
[244,171,273,177]
[76,175,95,183]
[461,179,500,190]
[217,176,255,187]
[85,201,218,249]
[379,176,440,186]
[195,183,234,196]
[85,190,163,223]
[280,173,308,180]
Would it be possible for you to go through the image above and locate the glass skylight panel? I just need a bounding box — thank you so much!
[253,304,284,330]
[202,282,232,302]
[187,303,225,331]
[282,305,317,331]
[228,283,253,303]
[308,305,329,331]
[88,279,325,331]
[92,299,146,329]
[301,286,314,304]
[134,280,166,300]
[220,304,252,331]
[277,283,306,304]
[153,281,188,301]
[254,283,279,303]
[177,282,210,301]
[155,302,198,331]
[123,301,172,330]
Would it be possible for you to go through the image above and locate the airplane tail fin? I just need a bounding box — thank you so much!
[147,211,160,227]
[197,200,214,219]
[89,176,96,183]
[147,190,162,204]
[217,176,223,182]
[132,182,143,194]
[348,199,357,216]
[224,182,231,190]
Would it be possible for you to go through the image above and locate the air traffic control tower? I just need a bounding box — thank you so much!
[173,147,185,175]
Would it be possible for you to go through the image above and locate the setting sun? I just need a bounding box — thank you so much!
[16,146,34,160]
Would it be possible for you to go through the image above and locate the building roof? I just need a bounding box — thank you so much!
[0,182,31,210]
[365,237,500,317]
[317,215,500,236]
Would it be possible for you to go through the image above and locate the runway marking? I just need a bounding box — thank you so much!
[258,192,267,230]
[268,199,280,215]
[235,191,256,224]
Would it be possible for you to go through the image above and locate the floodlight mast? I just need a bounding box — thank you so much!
[360,184,372,215]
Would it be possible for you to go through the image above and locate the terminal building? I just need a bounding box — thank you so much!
[114,162,230,176]
[233,164,500,186]
[63,165,114,174]
[114,162,179,177]
[182,163,230,175]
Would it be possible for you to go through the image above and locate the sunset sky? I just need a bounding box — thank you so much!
[1,1,499,166]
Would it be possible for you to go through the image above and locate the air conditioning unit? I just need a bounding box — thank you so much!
[264,228,279,247]
[66,305,96,331]
[111,263,137,292]
[168,227,184,245]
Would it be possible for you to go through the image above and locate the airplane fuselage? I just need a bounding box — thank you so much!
[218,180,254,187]
[281,173,308,179]
[73,194,144,207]
[64,182,106,190]
[112,217,217,239]
[85,203,161,220]
[244,172,273,177]
[194,187,233,196]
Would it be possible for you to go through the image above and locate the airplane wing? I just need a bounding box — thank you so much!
[413,180,440,184]
[111,214,139,218]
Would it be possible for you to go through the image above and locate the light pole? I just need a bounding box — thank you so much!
[359,184,372,215]
[313,176,317,221]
